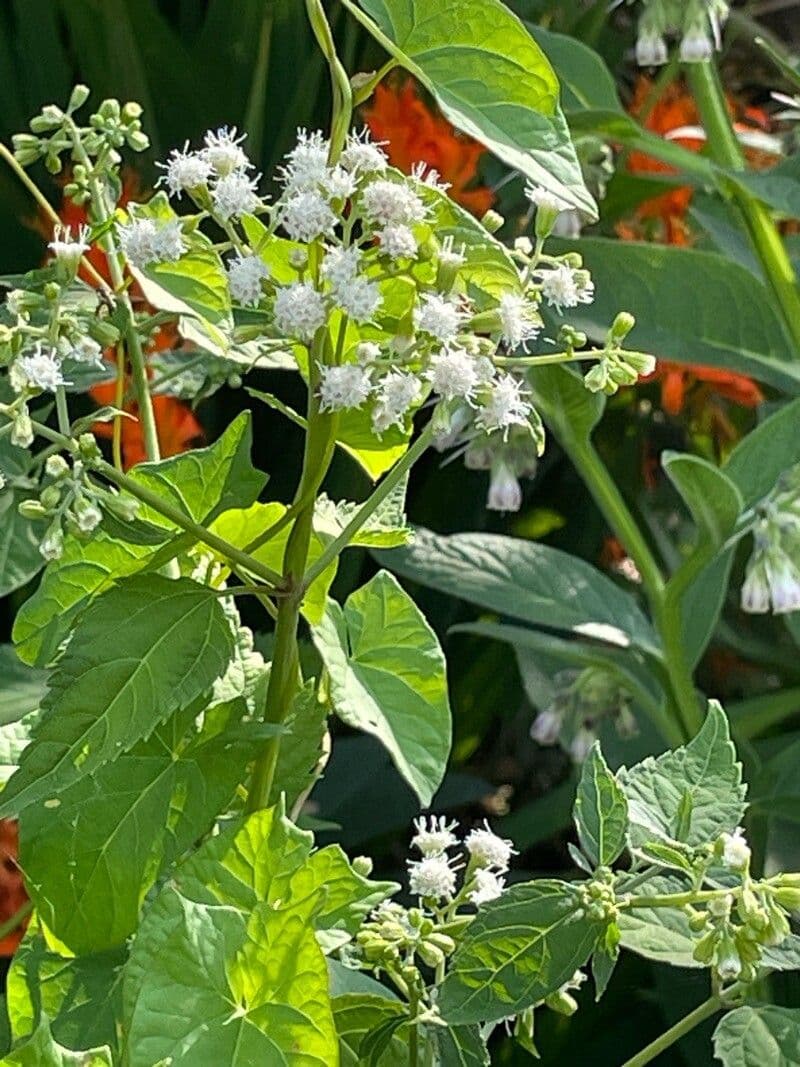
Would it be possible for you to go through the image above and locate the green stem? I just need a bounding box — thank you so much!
[352,58,398,106]
[303,420,434,588]
[0,900,33,943]
[687,61,800,357]
[55,387,71,437]
[622,887,736,910]
[494,348,605,370]
[306,0,353,162]
[620,993,724,1067]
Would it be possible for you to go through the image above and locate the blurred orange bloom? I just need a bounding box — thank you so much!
[0,820,28,956]
[364,79,494,216]
[645,361,764,416]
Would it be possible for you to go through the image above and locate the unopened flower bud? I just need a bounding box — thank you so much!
[609,312,636,343]
[78,433,101,461]
[12,133,42,167]
[39,485,62,511]
[774,887,800,912]
[68,85,91,113]
[43,282,61,302]
[481,209,504,234]
[288,248,308,271]
[11,410,33,448]
[352,855,373,877]
[417,941,445,969]
[18,499,48,520]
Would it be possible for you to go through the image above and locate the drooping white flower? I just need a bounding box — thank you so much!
[362,179,427,227]
[157,141,212,196]
[414,292,467,345]
[321,245,361,293]
[716,947,742,982]
[0,470,5,491]
[45,455,69,479]
[341,129,388,175]
[465,821,516,872]
[377,224,418,261]
[498,292,541,350]
[202,126,251,177]
[407,854,458,900]
[426,347,479,402]
[226,253,269,307]
[16,345,68,392]
[279,128,330,191]
[67,336,104,368]
[470,867,506,905]
[742,535,800,616]
[570,727,595,763]
[318,363,372,412]
[212,171,260,221]
[279,190,337,243]
[273,282,326,342]
[636,34,669,67]
[487,458,522,513]
[48,224,90,269]
[40,524,64,562]
[524,184,570,214]
[680,29,713,63]
[411,161,451,193]
[11,409,33,448]
[118,217,185,268]
[372,370,422,433]
[721,828,751,871]
[540,264,594,312]
[477,375,532,435]
[411,815,459,857]
[73,497,102,534]
[323,165,358,202]
[530,708,562,745]
[337,276,382,324]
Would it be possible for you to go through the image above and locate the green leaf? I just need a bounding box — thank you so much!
[618,701,746,848]
[6,923,123,1055]
[19,701,247,954]
[662,452,743,550]
[0,488,42,599]
[548,238,800,393]
[574,742,628,867]
[617,875,698,967]
[13,412,265,666]
[527,25,622,114]
[361,1016,408,1065]
[713,1005,800,1066]
[529,363,605,444]
[333,995,406,1066]
[312,570,452,806]
[430,1024,490,1066]
[314,483,412,550]
[1,576,234,816]
[724,398,800,506]
[124,806,338,1066]
[0,1016,111,1067]
[269,681,328,811]
[378,528,660,656]
[438,880,605,1025]
[733,156,800,221]
[0,648,46,728]
[344,0,594,215]
[591,941,618,1002]
[211,501,336,624]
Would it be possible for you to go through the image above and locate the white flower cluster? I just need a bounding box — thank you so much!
[634,0,729,67]
[118,217,185,270]
[407,814,515,905]
[741,473,800,616]
[157,126,261,221]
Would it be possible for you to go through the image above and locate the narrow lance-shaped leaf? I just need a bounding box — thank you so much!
[573,743,628,868]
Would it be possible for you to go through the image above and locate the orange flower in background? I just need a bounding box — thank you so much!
[0,820,29,956]
[646,361,764,416]
[364,79,494,216]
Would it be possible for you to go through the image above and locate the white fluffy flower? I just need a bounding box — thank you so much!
[465,821,516,871]
[212,171,260,221]
[524,184,570,214]
[273,282,326,342]
[498,292,541,350]
[378,224,418,261]
[415,292,467,345]
[411,815,459,857]
[280,190,337,243]
[470,868,506,905]
[372,370,422,433]
[487,458,522,513]
[321,246,361,292]
[48,224,90,268]
[157,142,212,196]
[318,363,372,412]
[39,524,64,562]
[721,828,751,871]
[477,375,532,435]
[426,347,479,402]
[226,253,269,307]
[337,276,382,323]
[202,126,251,177]
[16,345,68,392]
[357,341,382,364]
[280,128,330,191]
[362,179,427,226]
[439,235,466,270]
[411,162,451,193]
[118,217,185,268]
[68,337,104,368]
[407,854,458,900]
[323,165,358,201]
[540,264,594,312]
[341,129,388,175]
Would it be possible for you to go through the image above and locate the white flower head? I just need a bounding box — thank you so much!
[407,854,458,901]
[465,821,516,872]
[118,217,185,268]
[477,375,532,435]
[321,246,361,293]
[157,141,212,196]
[16,345,68,393]
[341,129,389,175]
[439,235,466,271]
[411,162,451,193]
[40,524,64,562]
[68,336,104,368]
[212,170,260,221]
[202,126,251,177]
[744,535,800,616]
[73,497,102,534]
[280,128,330,191]
[323,165,358,202]
[280,189,337,243]
[372,369,422,433]
[721,828,751,872]
[378,224,418,261]
[362,179,427,227]
[273,282,326,342]
[337,276,382,324]
[498,292,541,351]
[470,867,506,905]
[356,341,382,365]
[226,253,269,307]
[524,184,570,214]
[411,815,459,857]
[415,292,468,346]
[48,224,90,268]
[540,264,594,312]
[716,948,742,983]
[318,363,372,412]
[426,347,479,403]
[487,458,522,513]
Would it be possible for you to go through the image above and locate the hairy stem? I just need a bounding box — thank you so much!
[620,993,724,1067]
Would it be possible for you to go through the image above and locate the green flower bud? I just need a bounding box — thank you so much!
[45,153,63,175]
[773,887,800,912]
[544,989,579,1017]
[67,85,91,113]
[97,98,121,122]
[692,928,717,966]
[87,319,121,348]
[417,941,445,969]
[18,499,48,520]
[351,855,373,877]
[43,282,61,302]
[12,134,42,167]
[481,209,504,234]
[609,312,636,343]
[122,101,143,121]
[584,361,612,395]
[78,433,101,461]
[39,485,62,511]
[126,130,150,153]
